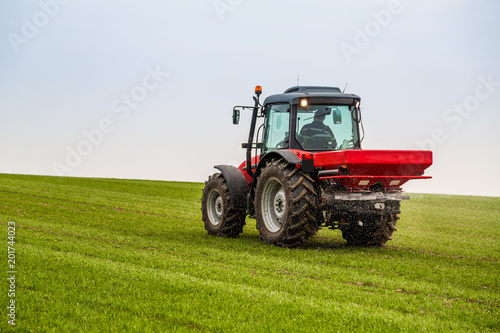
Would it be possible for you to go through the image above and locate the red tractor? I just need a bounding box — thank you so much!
[202,86,432,247]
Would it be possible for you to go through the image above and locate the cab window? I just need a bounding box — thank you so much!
[262,103,290,153]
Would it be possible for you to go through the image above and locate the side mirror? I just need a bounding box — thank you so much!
[232,109,240,125]
[333,109,342,124]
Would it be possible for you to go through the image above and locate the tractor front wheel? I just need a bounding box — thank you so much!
[201,173,246,237]
[255,159,320,247]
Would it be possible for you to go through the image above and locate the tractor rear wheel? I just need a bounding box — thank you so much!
[255,158,320,247]
[340,214,399,246]
[201,173,246,237]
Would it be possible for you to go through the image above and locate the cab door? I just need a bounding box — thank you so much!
[262,103,291,153]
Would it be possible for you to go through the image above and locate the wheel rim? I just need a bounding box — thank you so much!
[261,177,286,233]
[207,189,223,226]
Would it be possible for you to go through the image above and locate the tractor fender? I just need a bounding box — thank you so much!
[214,165,249,210]
[253,150,302,181]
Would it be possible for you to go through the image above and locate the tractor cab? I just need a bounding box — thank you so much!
[233,86,362,177]
[261,89,361,153]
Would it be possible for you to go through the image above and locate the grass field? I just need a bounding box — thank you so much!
[0,173,499,332]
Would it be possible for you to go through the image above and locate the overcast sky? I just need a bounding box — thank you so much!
[1,0,499,197]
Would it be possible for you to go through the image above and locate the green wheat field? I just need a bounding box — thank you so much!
[0,173,498,332]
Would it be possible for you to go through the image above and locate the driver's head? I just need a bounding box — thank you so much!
[314,111,326,122]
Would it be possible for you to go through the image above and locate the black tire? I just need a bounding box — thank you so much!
[201,173,246,237]
[340,214,399,246]
[255,158,320,247]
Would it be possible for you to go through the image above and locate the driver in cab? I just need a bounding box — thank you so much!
[299,110,337,149]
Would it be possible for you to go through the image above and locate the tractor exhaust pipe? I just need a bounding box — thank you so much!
[246,86,262,177]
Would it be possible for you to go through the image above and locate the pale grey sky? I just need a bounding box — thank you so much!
[1,0,499,196]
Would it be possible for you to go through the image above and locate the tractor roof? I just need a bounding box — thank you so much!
[263,86,360,105]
